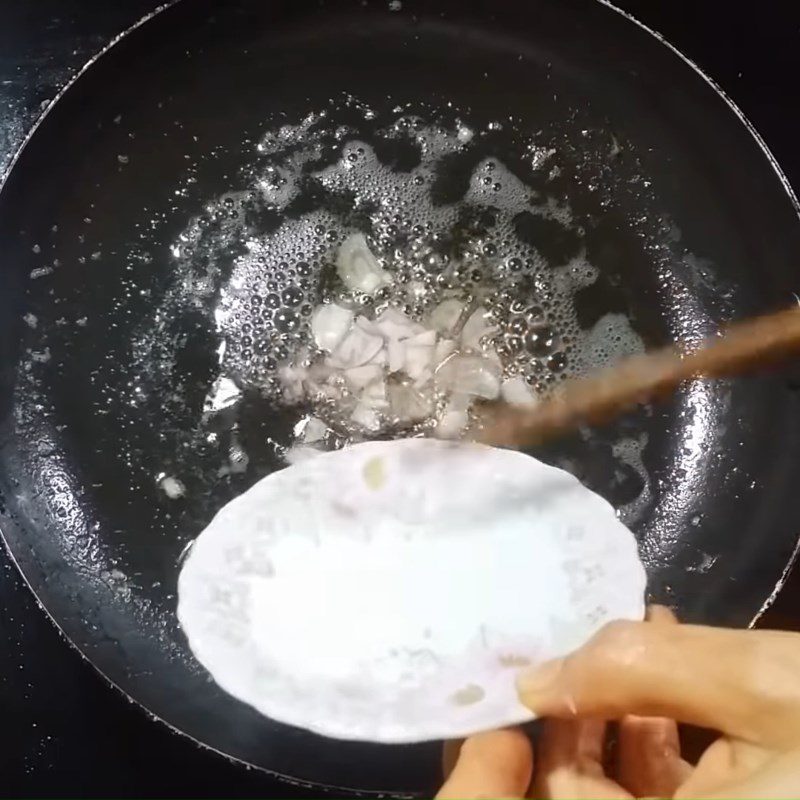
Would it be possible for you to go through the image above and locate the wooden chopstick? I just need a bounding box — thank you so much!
[481,306,800,449]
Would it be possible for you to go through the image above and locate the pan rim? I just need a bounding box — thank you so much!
[0,0,798,793]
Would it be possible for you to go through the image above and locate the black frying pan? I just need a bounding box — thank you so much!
[2,0,800,795]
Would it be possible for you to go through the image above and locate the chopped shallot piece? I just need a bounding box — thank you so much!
[435,409,469,439]
[428,299,465,333]
[336,233,391,295]
[387,339,406,373]
[302,417,328,444]
[460,307,498,351]
[346,364,384,391]
[501,375,538,407]
[368,348,388,367]
[375,307,424,340]
[278,364,308,403]
[355,315,381,336]
[403,343,435,381]
[388,382,433,424]
[351,402,382,431]
[434,394,471,439]
[284,445,324,465]
[361,378,389,410]
[311,303,354,352]
[435,354,501,400]
[405,330,437,347]
[433,338,456,367]
[328,326,384,369]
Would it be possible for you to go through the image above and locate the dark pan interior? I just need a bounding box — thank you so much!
[1,0,800,794]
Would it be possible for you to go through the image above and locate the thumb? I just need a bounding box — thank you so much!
[517,620,800,748]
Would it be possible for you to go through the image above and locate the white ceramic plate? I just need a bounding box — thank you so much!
[177,439,646,743]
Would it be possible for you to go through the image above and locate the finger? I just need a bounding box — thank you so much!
[517,621,800,747]
[538,718,606,778]
[442,739,464,781]
[616,604,693,796]
[681,742,800,800]
[675,738,770,799]
[535,718,630,799]
[618,715,693,797]
[435,729,533,800]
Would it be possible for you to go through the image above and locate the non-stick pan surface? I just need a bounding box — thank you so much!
[2,0,800,794]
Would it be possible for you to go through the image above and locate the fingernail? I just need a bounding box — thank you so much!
[516,658,563,703]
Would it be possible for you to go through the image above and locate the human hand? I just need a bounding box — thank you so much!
[436,607,800,798]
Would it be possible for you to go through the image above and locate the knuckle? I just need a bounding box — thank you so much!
[589,620,646,665]
[626,717,679,751]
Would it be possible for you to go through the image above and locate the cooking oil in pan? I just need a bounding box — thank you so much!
[164,112,642,451]
[118,101,649,525]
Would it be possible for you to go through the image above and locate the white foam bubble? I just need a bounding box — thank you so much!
[612,433,652,525]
